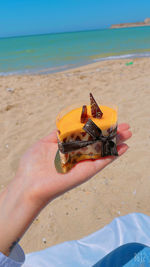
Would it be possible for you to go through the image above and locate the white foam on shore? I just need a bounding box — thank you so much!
[1,52,150,76]
[94,52,150,62]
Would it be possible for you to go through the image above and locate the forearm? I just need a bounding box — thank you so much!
[0,179,41,256]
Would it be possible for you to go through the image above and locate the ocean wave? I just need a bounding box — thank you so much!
[0,64,75,76]
[0,69,33,76]
[1,52,150,76]
[94,52,150,62]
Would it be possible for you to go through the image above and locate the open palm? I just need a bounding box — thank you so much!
[16,123,132,208]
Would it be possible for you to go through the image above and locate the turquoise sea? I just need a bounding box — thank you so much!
[0,26,150,75]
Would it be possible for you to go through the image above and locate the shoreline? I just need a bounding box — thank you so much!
[1,51,150,77]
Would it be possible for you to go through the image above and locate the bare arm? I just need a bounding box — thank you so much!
[0,123,131,256]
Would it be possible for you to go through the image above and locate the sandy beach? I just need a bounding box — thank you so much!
[0,57,150,253]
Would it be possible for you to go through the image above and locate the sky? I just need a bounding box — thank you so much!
[0,0,150,37]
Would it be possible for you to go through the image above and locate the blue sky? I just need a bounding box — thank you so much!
[0,0,150,37]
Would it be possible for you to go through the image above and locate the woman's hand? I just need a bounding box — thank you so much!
[16,123,132,206]
[0,123,131,255]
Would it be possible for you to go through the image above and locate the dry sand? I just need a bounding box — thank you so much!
[0,58,150,253]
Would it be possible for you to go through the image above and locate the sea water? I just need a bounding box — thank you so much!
[0,26,150,75]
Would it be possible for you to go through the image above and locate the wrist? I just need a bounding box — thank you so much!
[0,178,40,255]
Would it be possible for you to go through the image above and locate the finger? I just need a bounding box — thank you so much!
[118,143,129,155]
[117,130,132,144]
[41,130,58,143]
[117,123,130,132]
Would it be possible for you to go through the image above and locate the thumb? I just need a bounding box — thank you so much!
[41,130,58,143]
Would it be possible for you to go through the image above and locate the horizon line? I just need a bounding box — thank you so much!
[0,26,109,39]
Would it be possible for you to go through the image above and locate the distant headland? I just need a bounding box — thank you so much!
[111,18,150,29]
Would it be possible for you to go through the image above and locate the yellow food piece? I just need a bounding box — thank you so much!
[56,105,117,141]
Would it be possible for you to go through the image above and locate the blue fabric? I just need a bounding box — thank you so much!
[0,244,25,267]
[23,213,150,267]
[93,243,150,267]
[1,213,150,266]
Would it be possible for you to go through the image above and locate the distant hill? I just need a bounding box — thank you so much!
[111,18,150,29]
